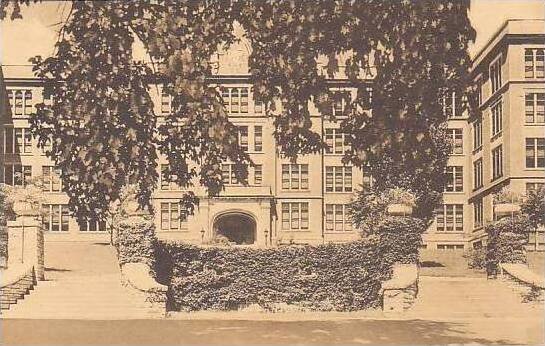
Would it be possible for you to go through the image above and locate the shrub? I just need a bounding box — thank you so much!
[349,187,417,236]
[521,186,545,228]
[114,215,156,267]
[157,216,426,312]
[464,247,486,270]
[485,215,531,276]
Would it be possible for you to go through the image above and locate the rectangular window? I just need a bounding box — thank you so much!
[4,127,13,154]
[254,164,262,185]
[42,204,70,232]
[526,138,545,168]
[491,101,502,137]
[160,90,171,114]
[490,56,502,93]
[281,164,309,190]
[4,127,31,154]
[254,126,263,152]
[160,202,187,231]
[254,98,263,113]
[473,120,482,151]
[449,128,463,155]
[325,204,352,232]
[2,165,31,186]
[527,182,545,193]
[525,48,545,79]
[324,128,350,154]
[445,166,463,192]
[473,159,483,189]
[6,89,33,117]
[441,90,459,118]
[222,87,250,114]
[332,92,346,117]
[436,204,464,232]
[492,145,503,180]
[42,166,62,192]
[221,164,242,185]
[238,126,248,151]
[325,166,352,192]
[79,218,107,232]
[525,93,545,124]
[437,244,465,250]
[281,202,309,230]
[474,199,483,229]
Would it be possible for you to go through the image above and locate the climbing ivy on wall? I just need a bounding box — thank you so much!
[1,1,476,222]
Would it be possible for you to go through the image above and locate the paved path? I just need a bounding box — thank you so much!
[2,241,160,319]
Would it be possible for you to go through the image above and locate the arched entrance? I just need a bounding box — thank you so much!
[213,212,256,245]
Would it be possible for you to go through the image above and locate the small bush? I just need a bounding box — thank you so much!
[464,247,486,270]
[522,186,545,228]
[485,215,531,276]
[114,215,156,267]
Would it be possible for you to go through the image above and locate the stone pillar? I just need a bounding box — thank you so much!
[7,209,45,280]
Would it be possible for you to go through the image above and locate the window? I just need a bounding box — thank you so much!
[492,145,503,180]
[445,166,463,192]
[324,128,350,154]
[254,126,263,152]
[79,218,107,232]
[525,48,545,79]
[281,164,309,190]
[1,127,32,154]
[525,93,545,124]
[441,90,460,118]
[1,127,13,153]
[160,90,171,114]
[325,204,352,232]
[436,204,464,232]
[473,120,482,151]
[254,164,262,185]
[364,86,373,110]
[221,164,244,185]
[325,166,352,192]
[526,138,545,168]
[362,170,374,190]
[6,89,32,116]
[254,98,263,113]
[281,202,309,230]
[42,166,62,192]
[475,76,483,106]
[473,159,483,189]
[491,101,502,137]
[527,182,545,193]
[1,165,31,186]
[490,56,502,93]
[331,91,347,116]
[437,244,465,250]
[42,204,70,232]
[160,202,187,230]
[222,87,249,114]
[238,126,248,151]
[474,199,483,229]
[448,128,463,155]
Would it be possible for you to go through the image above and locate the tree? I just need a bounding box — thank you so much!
[521,186,545,228]
[1,1,476,222]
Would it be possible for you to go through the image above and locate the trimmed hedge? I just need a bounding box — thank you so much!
[114,215,156,267]
[157,216,425,312]
[485,215,531,276]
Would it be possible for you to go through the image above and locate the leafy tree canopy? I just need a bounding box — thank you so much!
[1,0,476,222]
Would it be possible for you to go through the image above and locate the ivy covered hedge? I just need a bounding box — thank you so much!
[155,216,425,312]
[114,215,157,267]
[485,215,531,276]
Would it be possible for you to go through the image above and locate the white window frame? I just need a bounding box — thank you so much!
[325,166,352,193]
[491,101,502,137]
[525,48,545,79]
[160,202,187,231]
[281,202,309,231]
[492,145,503,180]
[281,164,309,190]
[436,204,464,232]
[325,204,353,232]
[490,54,502,94]
[525,137,545,169]
[445,166,463,192]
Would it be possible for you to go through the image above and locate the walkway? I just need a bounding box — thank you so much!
[2,241,161,319]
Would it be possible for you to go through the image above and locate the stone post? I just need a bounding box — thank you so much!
[7,208,45,280]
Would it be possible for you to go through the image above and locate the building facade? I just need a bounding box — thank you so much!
[1,19,544,249]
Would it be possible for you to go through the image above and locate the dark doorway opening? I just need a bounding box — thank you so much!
[214,213,256,245]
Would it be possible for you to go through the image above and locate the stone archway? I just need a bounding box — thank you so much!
[213,212,256,245]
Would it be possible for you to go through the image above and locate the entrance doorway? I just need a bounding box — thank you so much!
[213,212,256,245]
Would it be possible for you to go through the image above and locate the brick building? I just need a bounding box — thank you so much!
[1,19,543,249]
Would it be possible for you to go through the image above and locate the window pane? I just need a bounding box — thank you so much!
[281,203,290,230]
[301,164,308,189]
[161,203,169,230]
[300,203,308,229]
[291,203,299,229]
[325,204,333,231]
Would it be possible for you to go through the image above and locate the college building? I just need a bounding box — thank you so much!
[1,19,544,250]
